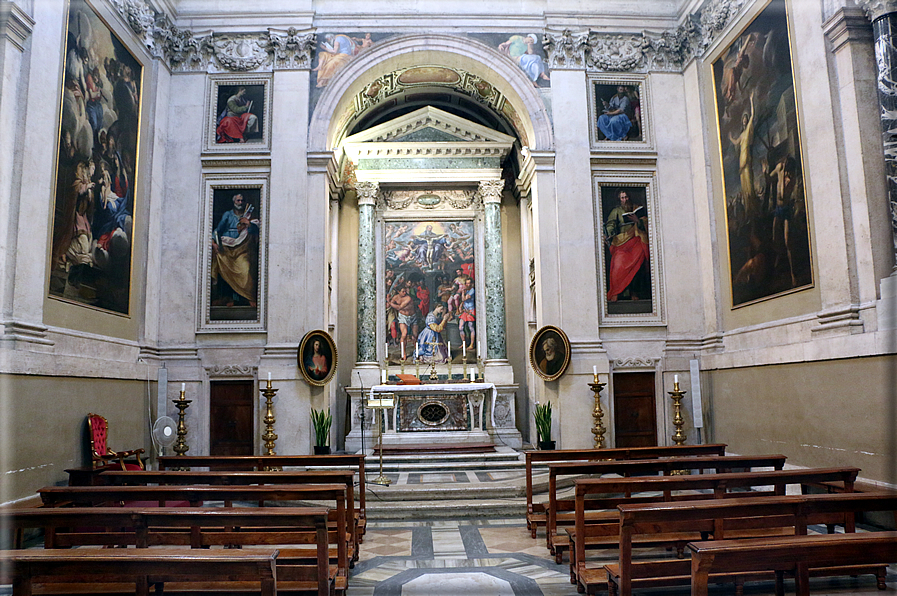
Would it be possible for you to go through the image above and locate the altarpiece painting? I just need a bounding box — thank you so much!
[384,219,477,365]
[712,0,813,307]
[49,0,142,314]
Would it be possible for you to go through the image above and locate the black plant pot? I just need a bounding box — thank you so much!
[313,445,331,455]
[538,440,556,450]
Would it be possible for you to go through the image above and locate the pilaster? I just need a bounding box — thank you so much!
[355,181,379,365]
[479,179,507,361]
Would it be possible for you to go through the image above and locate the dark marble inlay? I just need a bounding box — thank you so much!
[459,523,489,557]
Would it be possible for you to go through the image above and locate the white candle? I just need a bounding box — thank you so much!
[593,365,597,376]
[181,382,185,392]
[401,343,405,359]
[478,342,481,356]
[469,367,475,381]
[381,370,387,383]
[448,341,451,356]
[415,343,419,359]
[268,372,271,382]
[674,374,679,384]
[462,343,466,357]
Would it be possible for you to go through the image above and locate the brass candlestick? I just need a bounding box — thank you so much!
[260,379,280,468]
[669,380,687,446]
[172,388,191,467]
[477,356,485,382]
[588,376,607,449]
[429,360,438,381]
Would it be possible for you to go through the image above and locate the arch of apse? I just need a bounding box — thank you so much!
[308,33,554,153]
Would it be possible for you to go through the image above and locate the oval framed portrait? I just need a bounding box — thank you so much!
[298,330,337,386]
[529,325,571,382]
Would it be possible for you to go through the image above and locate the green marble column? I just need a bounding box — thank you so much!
[480,180,507,360]
[355,181,379,363]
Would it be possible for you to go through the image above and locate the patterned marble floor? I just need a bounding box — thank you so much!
[348,519,897,596]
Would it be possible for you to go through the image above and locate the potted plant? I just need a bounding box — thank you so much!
[311,407,332,455]
[534,402,554,450]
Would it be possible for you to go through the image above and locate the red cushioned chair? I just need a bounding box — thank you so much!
[87,413,145,470]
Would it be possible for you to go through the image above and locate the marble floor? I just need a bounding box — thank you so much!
[348,519,897,596]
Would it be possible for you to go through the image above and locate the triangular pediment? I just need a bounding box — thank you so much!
[342,106,516,146]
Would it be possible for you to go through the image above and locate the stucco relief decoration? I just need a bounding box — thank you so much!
[206,364,255,376]
[587,35,646,72]
[267,28,317,70]
[493,395,513,427]
[612,358,658,369]
[213,37,268,71]
[545,29,590,69]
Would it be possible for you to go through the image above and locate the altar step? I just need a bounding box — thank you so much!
[373,442,495,456]
[362,446,577,520]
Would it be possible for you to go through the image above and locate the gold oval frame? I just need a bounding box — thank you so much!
[416,400,450,426]
[529,325,571,382]
[298,330,338,387]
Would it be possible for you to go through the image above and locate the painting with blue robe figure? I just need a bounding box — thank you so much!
[594,83,642,142]
[48,0,142,314]
[209,188,261,322]
[712,0,812,307]
[384,221,476,365]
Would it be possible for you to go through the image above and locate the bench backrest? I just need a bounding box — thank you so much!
[525,444,727,511]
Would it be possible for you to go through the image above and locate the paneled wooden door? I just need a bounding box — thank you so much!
[612,372,657,448]
[209,381,255,455]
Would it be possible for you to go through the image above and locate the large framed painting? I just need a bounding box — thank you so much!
[711,0,813,307]
[383,220,477,365]
[298,330,337,386]
[48,0,143,315]
[197,176,267,331]
[588,75,651,148]
[204,75,271,152]
[529,325,570,382]
[594,178,664,325]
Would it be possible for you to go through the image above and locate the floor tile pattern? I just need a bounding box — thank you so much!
[348,519,897,596]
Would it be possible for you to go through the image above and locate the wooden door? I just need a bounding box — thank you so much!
[612,372,657,448]
[209,381,255,456]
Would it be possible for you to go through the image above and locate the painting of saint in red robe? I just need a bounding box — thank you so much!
[601,186,653,315]
[215,84,264,143]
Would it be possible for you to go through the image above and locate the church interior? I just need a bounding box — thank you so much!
[1,0,896,593]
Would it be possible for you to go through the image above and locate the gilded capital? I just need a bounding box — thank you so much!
[478,180,505,205]
[858,0,897,21]
[355,181,380,206]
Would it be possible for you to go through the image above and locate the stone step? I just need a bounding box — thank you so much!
[365,498,526,520]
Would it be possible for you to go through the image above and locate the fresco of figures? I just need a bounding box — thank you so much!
[49,0,141,314]
[712,0,812,307]
[384,221,476,365]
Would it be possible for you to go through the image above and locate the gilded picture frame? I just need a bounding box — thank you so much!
[588,74,651,150]
[594,175,664,325]
[529,325,571,382]
[48,0,144,315]
[203,74,272,153]
[709,0,813,307]
[298,330,337,387]
[197,175,268,332]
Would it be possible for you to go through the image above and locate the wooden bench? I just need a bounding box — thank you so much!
[0,548,279,596]
[570,467,860,593]
[525,444,728,538]
[100,468,360,555]
[37,483,352,577]
[605,492,897,596]
[157,453,368,537]
[689,531,897,596]
[545,454,787,560]
[2,506,335,595]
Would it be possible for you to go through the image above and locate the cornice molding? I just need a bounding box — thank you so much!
[545,0,750,73]
[0,1,34,52]
[823,7,874,52]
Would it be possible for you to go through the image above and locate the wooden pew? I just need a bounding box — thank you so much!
[0,548,279,596]
[606,492,897,596]
[100,468,360,556]
[157,453,368,536]
[525,444,728,537]
[2,506,334,595]
[689,531,897,596]
[569,467,860,593]
[545,454,787,560]
[37,483,351,578]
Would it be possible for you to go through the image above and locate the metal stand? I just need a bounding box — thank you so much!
[173,388,191,457]
[367,394,395,486]
[588,376,607,449]
[260,379,282,470]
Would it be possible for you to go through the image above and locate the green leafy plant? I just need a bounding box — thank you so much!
[311,408,332,447]
[533,401,552,444]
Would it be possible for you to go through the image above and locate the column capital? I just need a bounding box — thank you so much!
[823,7,874,51]
[858,0,897,22]
[478,180,505,205]
[355,181,380,206]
